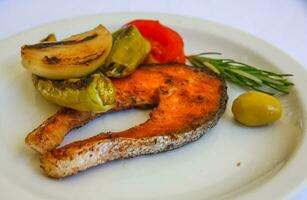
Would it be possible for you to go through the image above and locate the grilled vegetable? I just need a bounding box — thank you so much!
[101,25,151,77]
[32,73,116,112]
[21,25,112,80]
[232,91,282,126]
[126,20,185,63]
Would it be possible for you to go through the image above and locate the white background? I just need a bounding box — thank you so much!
[0,0,306,199]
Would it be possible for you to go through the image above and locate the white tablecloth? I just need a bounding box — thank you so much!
[0,0,306,199]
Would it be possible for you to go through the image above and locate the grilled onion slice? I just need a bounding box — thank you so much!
[21,25,112,80]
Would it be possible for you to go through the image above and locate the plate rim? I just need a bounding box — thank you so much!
[0,12,306,200]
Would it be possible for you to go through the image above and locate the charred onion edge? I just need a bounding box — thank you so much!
[23,34,98,49]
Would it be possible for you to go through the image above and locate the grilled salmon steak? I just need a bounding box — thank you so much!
[26,63,227,178]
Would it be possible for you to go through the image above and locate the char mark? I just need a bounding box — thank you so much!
[24,34,98,49]
[44,56,61,64]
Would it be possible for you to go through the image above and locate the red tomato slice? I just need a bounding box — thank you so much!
[126,20,185,63]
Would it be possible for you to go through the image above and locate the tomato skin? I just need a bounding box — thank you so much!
[126,20,185,63]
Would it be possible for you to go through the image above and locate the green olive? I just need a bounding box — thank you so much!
[232,91,283,126]
[32,73,116,113]
[101,25,151,78]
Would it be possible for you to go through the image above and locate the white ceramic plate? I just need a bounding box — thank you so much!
[0,13,306,200]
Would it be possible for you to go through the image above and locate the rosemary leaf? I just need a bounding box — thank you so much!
[187,53,294,95]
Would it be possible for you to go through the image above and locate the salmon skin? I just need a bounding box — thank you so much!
[26,63,228,178]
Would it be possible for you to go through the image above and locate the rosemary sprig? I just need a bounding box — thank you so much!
[187,52,294,95]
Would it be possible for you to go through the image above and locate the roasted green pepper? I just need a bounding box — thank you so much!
[101,25,151,78]
[32,73,116,112]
